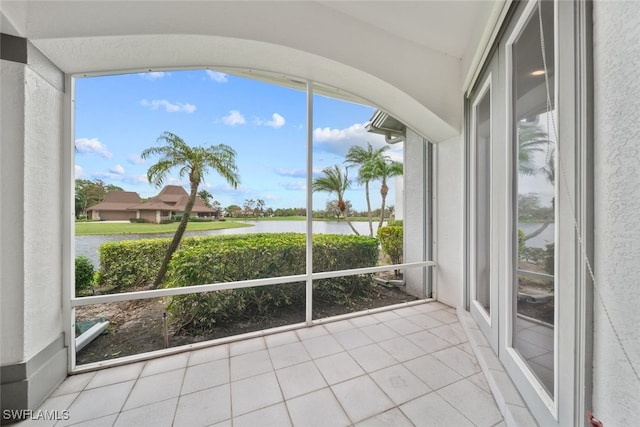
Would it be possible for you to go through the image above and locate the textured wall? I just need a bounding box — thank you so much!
[434,136,464,307]
[592,2,640,424]
[0,60,26,364]
[23,66,64,359]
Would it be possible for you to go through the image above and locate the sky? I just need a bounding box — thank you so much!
[74,69,403,212]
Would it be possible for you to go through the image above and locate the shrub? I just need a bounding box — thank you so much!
[129,218,147,223]
[387,219,403,227]
[75,256,95,294]
[97,233,378,332]
[377,225,403,265]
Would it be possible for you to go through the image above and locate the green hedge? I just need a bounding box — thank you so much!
[377,225,403,265]
[98,233,379,332]
[166,233,379,332]
[75,256,95,294]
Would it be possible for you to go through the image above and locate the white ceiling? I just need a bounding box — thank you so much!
[318,1,491,60]
[1,1,501,141]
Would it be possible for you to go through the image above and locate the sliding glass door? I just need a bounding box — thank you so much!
[467,0,591,425]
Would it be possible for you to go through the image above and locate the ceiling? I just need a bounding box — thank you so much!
[1,1,502,142]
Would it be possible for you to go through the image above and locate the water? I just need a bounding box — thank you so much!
[518,222,555,248]
[76,220,383,267]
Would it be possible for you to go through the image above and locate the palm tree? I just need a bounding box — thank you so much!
[368,158,403,228]
[518,124,551,176]
[312,165,360,235]
[197,189,213,208]
[345,143,389,236]
[141,131,240,288]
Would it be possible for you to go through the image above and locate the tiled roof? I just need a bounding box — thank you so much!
[87,191,141,211]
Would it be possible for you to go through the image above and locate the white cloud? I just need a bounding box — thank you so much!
[256,113,286,129]
[75,138,113,159]
[75,165,85,178]
[275,168,306,178]
[127,154,146,165]
[206,70,228,83]
[109,164,125,175]
[222,110,246,126]
[139,71,167,80]
[312,123,389,157]
[140,99,196,113]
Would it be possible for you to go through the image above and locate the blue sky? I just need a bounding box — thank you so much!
[74,69,402,212]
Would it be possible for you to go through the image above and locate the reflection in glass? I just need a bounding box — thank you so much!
[512,1,555,397]
[475,88,491,314]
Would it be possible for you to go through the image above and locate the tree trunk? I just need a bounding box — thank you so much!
[365,181,373,237]
[524,221,551,241]
[378,181,388,229]
[341,205,360,236]
[152,183,198,288]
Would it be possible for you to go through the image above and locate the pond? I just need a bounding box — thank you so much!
[76,220,384,267]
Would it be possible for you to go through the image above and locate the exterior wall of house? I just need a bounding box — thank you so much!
[96,210,135,221]
[0,40,67,414]
[433,135,464,307]
[139,210,159,223]
[592,3,640,424]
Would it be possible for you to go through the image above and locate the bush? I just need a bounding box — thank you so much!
[98,233,378,332]
[377,225,403,265]
[129,218,147,223]
[166,233,379,332]
[75,256,95,294]
[387,219,403,227]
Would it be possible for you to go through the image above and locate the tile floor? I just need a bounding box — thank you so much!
[20,302,505,427]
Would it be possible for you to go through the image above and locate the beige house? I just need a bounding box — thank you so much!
[128,185,216,224]
[85,191,141,221]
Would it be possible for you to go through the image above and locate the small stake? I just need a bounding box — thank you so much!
[163,312,169,348]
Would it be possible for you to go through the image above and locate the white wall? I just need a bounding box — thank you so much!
[0,60,26,364]
[433,135,464,307]
[0,50,65,365]
[592,2,640,424]
[23,65,65,359]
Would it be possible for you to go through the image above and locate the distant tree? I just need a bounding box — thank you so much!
[313,165,359,235]
[255,199,266,217]
[345,143,389,236]
[142,131,240,288]
[243,199,256,217]
[75,179,124,218]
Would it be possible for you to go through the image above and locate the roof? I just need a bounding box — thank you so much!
[87,191,141,211]
[129,186,215,213]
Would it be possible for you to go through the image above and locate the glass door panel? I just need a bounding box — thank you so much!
[511,0,556,398]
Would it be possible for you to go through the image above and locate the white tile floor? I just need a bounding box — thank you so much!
[20,302,505,427]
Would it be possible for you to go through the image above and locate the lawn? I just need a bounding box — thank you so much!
[75,220,252,236]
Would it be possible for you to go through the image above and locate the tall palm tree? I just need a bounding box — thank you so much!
[518,124,551,176]
[368,158,403,228]
[142,131,240,288]
[345,143,389,236]
[312,165,360,235]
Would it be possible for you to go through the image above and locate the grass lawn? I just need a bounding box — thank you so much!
[75,220,252,236]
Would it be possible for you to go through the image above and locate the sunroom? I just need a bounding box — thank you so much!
[1,1,639,426]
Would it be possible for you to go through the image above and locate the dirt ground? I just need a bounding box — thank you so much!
[75,283,416,365]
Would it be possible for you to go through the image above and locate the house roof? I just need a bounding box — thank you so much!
[87,191,141,211]
[129,186,215,213]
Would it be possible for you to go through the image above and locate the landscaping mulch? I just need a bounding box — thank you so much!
[75,284,416,365]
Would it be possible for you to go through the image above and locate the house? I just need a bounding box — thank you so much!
[1,1,638,426]
[128,185,216,224]
[85,191,141,221]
